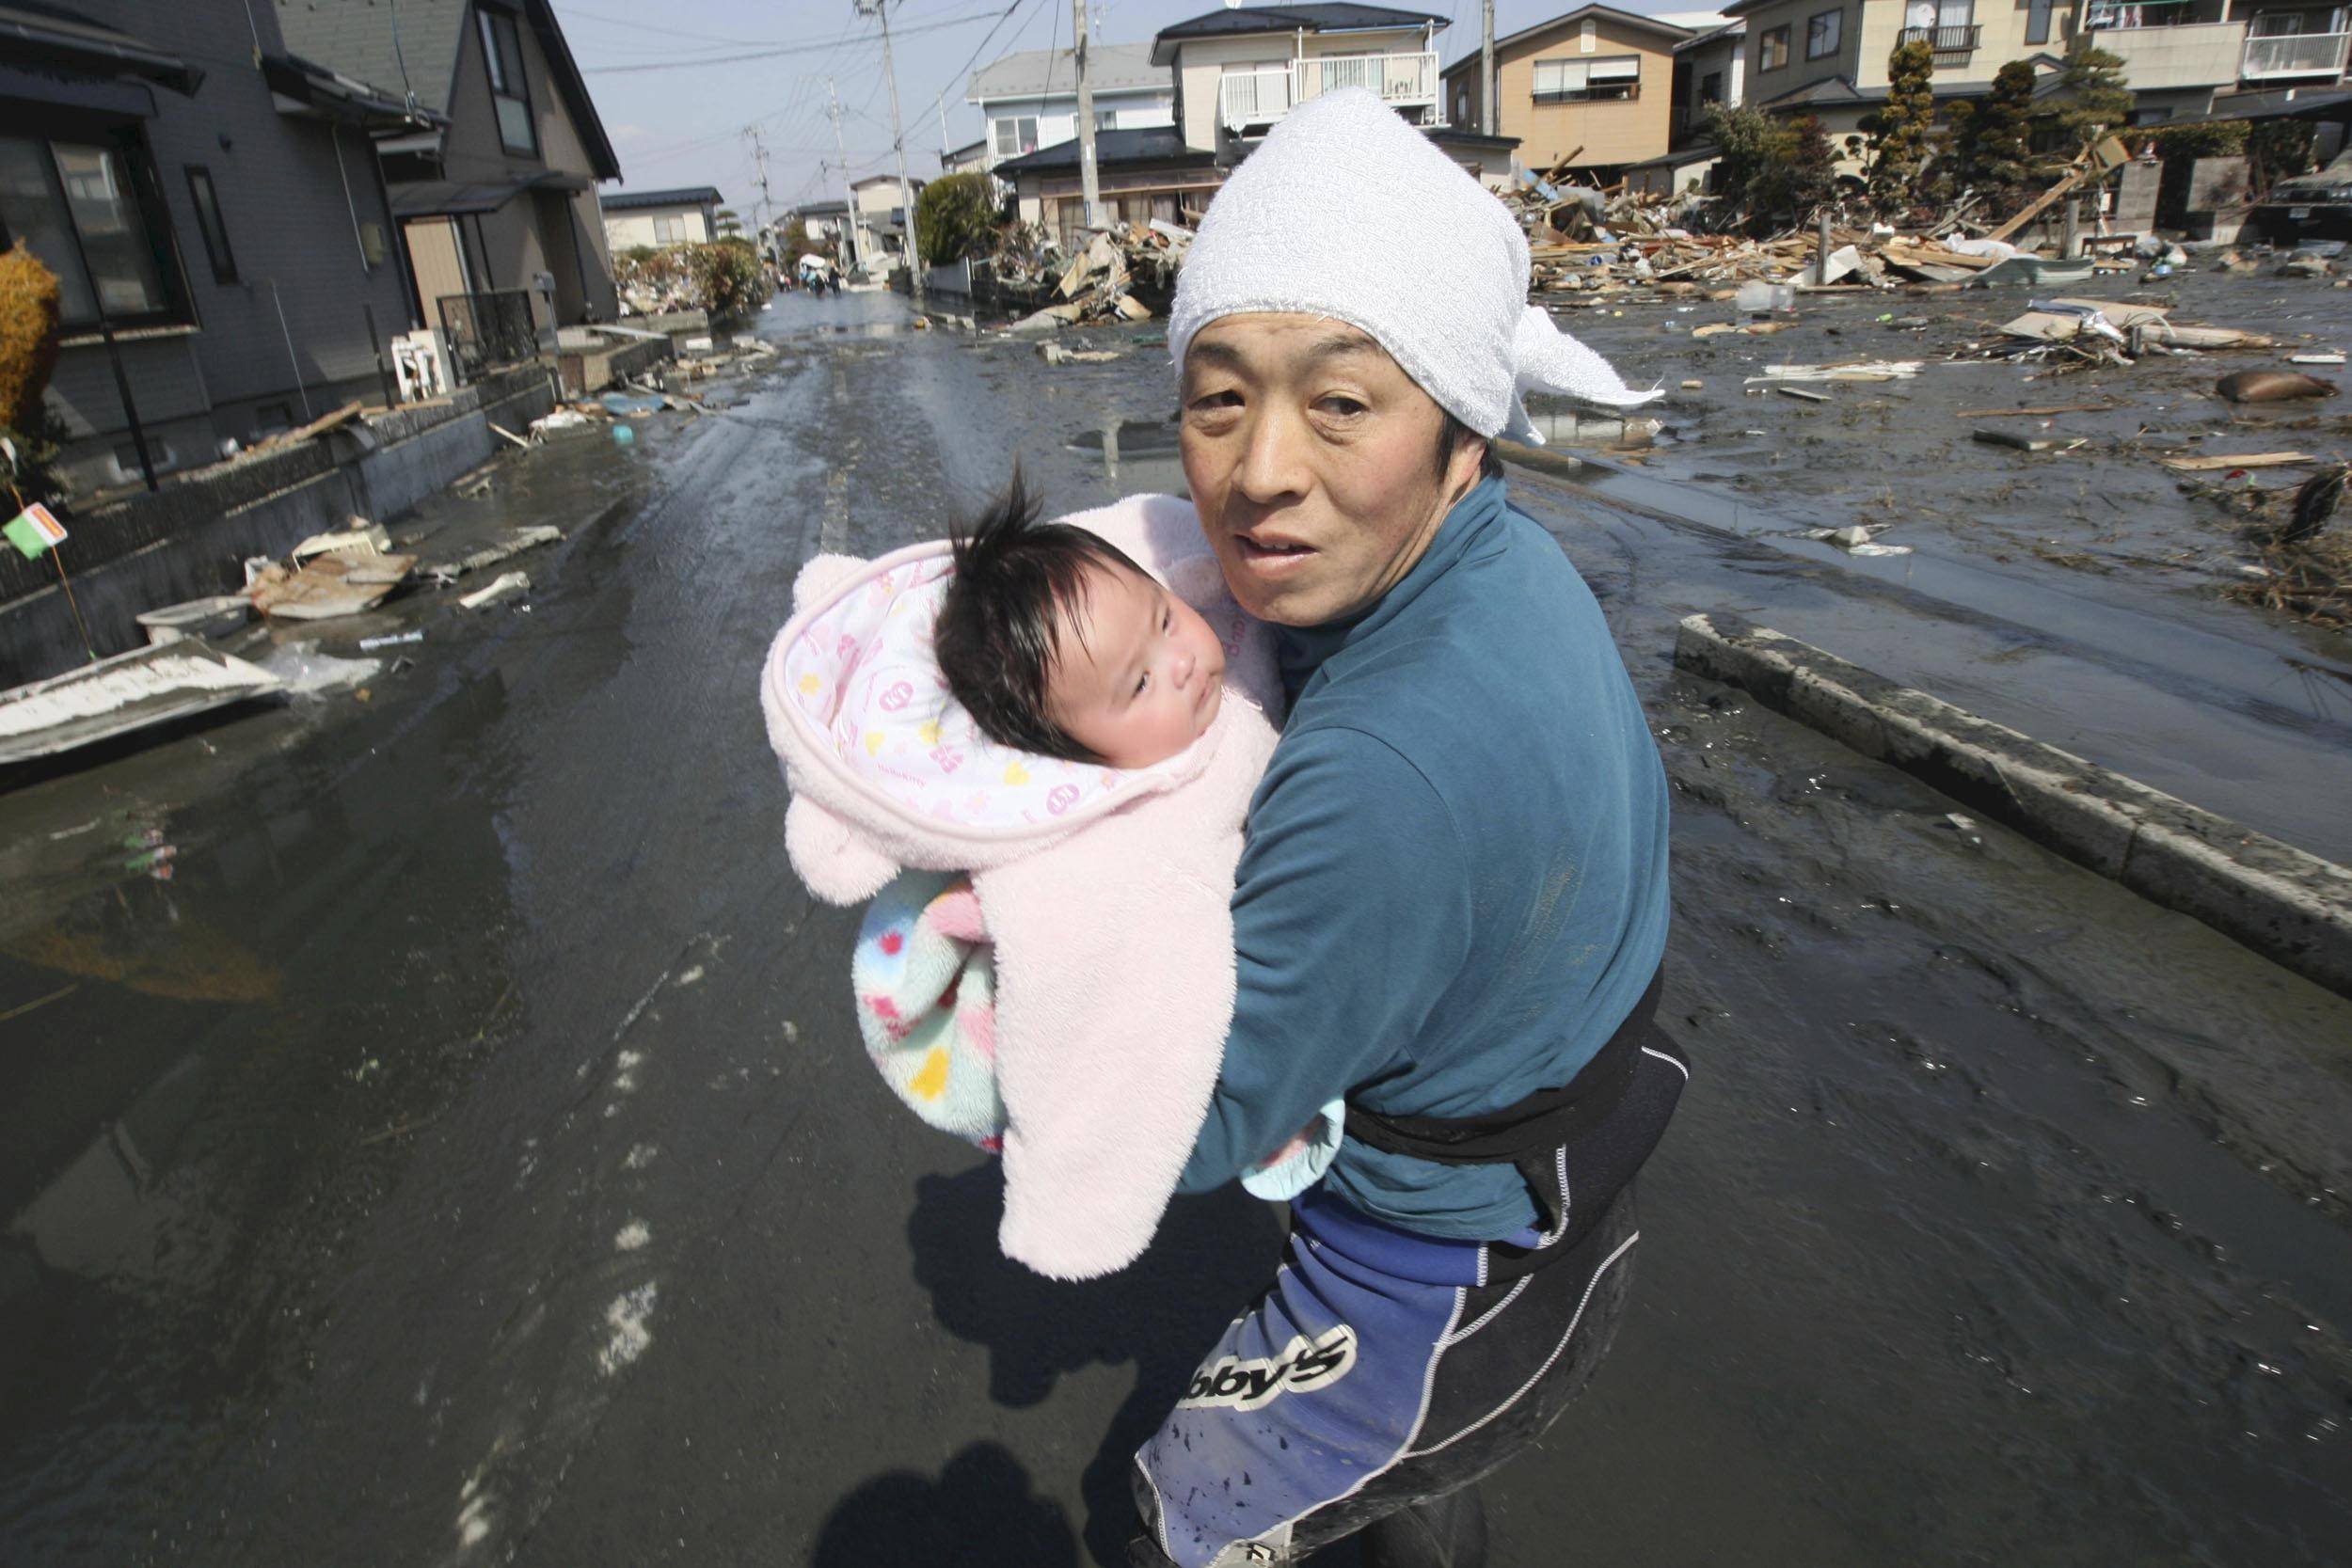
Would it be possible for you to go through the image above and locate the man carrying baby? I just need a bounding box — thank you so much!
[1125,90,1686,1568]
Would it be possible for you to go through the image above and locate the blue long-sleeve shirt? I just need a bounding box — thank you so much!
[1176,476,1672,1239]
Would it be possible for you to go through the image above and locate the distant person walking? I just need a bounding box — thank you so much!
[1126,89,1686,1568]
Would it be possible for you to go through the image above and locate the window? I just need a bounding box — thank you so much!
[478,7,538,158]
[1095,108,1119,130]
[183,165,234,282]
[1701,70,1724,103]
[1759,24,1791,70]
[652,214,680,244]
[993,116,1040,157]
[2026,0,2055,43]
[0,135,184,326]
[1807,8,1843,57]
[1532,55,1642,103]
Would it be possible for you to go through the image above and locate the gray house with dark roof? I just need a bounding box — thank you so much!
[965,41,1175,177]
[277,0,623,333]
[601,186,724,251]
[0,0,435,496]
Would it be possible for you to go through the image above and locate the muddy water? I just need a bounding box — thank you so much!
[0,288,2346,1566]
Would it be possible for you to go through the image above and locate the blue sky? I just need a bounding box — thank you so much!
[553,0,1708,220]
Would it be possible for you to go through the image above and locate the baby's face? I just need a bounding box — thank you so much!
[1047,561,1227,768]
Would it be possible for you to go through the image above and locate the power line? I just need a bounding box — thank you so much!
[579,7,1006,74]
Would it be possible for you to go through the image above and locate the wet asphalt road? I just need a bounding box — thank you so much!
[4,288,2351,1567]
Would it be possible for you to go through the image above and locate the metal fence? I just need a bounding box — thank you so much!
[437,289,538,385]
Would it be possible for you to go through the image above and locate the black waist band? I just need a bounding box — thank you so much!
[1343,969,1684,1258]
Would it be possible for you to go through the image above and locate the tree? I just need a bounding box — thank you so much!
[1704,104,1837,224]
[715,208,744,238]
[1862,39,1937,214]
[1942,60,2039,213]
[780,216,827,262]
[915,173,1000,266]
[2047,40,2134,160]
[1785,115,1839,214]
[0,240,63,503]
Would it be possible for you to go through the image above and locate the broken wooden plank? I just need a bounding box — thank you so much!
[2160,451,2319,472]
[1954,402,2117,418]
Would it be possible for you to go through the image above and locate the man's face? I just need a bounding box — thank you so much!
[1180,314,1483,627]
[1047,560,1227,769]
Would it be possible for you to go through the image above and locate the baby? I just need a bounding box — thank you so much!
[933,474,1228,772]
[761,483,1333,1279]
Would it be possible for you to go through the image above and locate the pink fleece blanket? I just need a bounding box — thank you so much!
[758,495,1283,1279]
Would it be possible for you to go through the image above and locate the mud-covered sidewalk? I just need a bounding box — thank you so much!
[1,288,2348,1568]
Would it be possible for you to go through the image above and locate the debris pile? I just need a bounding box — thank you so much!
[997,221,1191,331]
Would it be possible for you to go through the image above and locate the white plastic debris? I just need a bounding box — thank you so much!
[458,571,530,610]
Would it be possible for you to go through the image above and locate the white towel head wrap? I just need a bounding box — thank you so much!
[1168,87,1659,444]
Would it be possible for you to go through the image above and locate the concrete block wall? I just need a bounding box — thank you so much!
[1,368,558,687]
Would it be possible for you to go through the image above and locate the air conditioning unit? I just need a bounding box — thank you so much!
[391,328,451,402]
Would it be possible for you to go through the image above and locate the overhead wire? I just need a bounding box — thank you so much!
[578,6,1009,74]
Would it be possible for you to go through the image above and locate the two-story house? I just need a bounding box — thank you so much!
[966,42,1176,179]
[0,1,433,496]
[1153,2,1452,155]
[992,4,1517,243]
[1673,18,1752,142]
[850,174,927,271]
[279,0,623,340]
[1440,6,1700,180]
[1731,0,2352,144]
[602,187,723,253]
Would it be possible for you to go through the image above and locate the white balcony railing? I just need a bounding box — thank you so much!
[1218,51,1442,130]
[2242,29,2352,77]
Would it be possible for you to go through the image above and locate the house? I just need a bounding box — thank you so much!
[1152,4,1452,156]
[601,186,723,251]
[943,138,991,177]
[987,5,1517,242]
[1672,19,1750,143]
[966,42,1175,178]
[278,0,623,345]
[790,198,855,266]
[1439,6,1698,179]
[1728,0,2352,139]
[0,1,436,495]
[993,128,1225,245]
[850,174,927,268]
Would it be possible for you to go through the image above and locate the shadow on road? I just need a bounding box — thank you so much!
[810,1441,1077,1568]
[875,1160,1285,1565]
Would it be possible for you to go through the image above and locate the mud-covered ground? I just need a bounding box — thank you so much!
[2,288,2348,1567]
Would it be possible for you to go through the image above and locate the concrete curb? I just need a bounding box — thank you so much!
[1674,612,2352,999]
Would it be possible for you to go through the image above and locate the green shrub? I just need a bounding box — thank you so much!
[917,173,1001,266]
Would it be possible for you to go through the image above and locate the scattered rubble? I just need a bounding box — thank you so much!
[246,550,415,622]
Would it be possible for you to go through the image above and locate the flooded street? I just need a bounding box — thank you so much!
[4,286,2350,1566]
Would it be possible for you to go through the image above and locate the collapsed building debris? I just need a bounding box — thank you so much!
[992,220,1189,329]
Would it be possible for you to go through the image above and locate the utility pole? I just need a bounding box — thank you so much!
[827,76,862,272]
[1073,0,1104,229]
[1481,0,1497,137]
[748,125,773,237]
[856,0,925,309]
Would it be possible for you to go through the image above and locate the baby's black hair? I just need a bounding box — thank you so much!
[935,469,1147,765]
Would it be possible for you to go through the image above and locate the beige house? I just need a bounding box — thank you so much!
[1441,6,1698,177]
[1150,3,1452,154]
